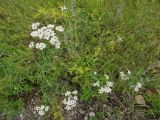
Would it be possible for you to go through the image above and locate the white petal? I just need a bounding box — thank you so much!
[107,81,113,87]
[137,82,142,88]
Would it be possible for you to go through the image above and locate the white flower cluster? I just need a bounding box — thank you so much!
[31,22,40,30]
[120,70,131,80]
[92,74,113,94]
[133,82,142,92]
[29,22,64,50]
[104,74,109,80]
[118,37,123,42]
[60,6,67,11]
[63,90,78,110]
[29,42,46,50]
[92,81,100,87]
[98,81,113,94]
[29,42,34,48]
[93,71,97,75]
[35,42,46,50]
[34,105,49,116]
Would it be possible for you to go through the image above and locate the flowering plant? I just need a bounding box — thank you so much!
[29,22,64,50]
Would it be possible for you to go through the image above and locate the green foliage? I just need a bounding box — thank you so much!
[146,94,160,118]
[0,0,160,119]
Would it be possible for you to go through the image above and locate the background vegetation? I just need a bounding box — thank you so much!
[0,0,160,119]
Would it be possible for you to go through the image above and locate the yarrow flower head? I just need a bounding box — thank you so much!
[127,70,131,75]
[104,74,109,80]
[92,81,100,87]
[65,91,71,96]
[29,41,34,48]
[106,81,113,87]
[56,26,64,32]
[72,90,78,95]
[34,105,49,116]
[133,82,142,92]
[92,74,113,94]
[47,24,55,29]
[35,43,46,50]
[29,22,64,50]
[30,31,38,37]
[137,82,142,88]
[120,70,131,80]
[98,81,113,94]
[98,86,112,94]
[63,90,78,110]
[31,22,40,30]
[93,71,97,75]
[50,36,61,49]
[60,6,67,11]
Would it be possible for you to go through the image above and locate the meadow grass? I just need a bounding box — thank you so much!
[0,0,160,119]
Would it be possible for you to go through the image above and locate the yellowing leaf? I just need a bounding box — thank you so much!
[95,46,101,56]
[135,95,146,106]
